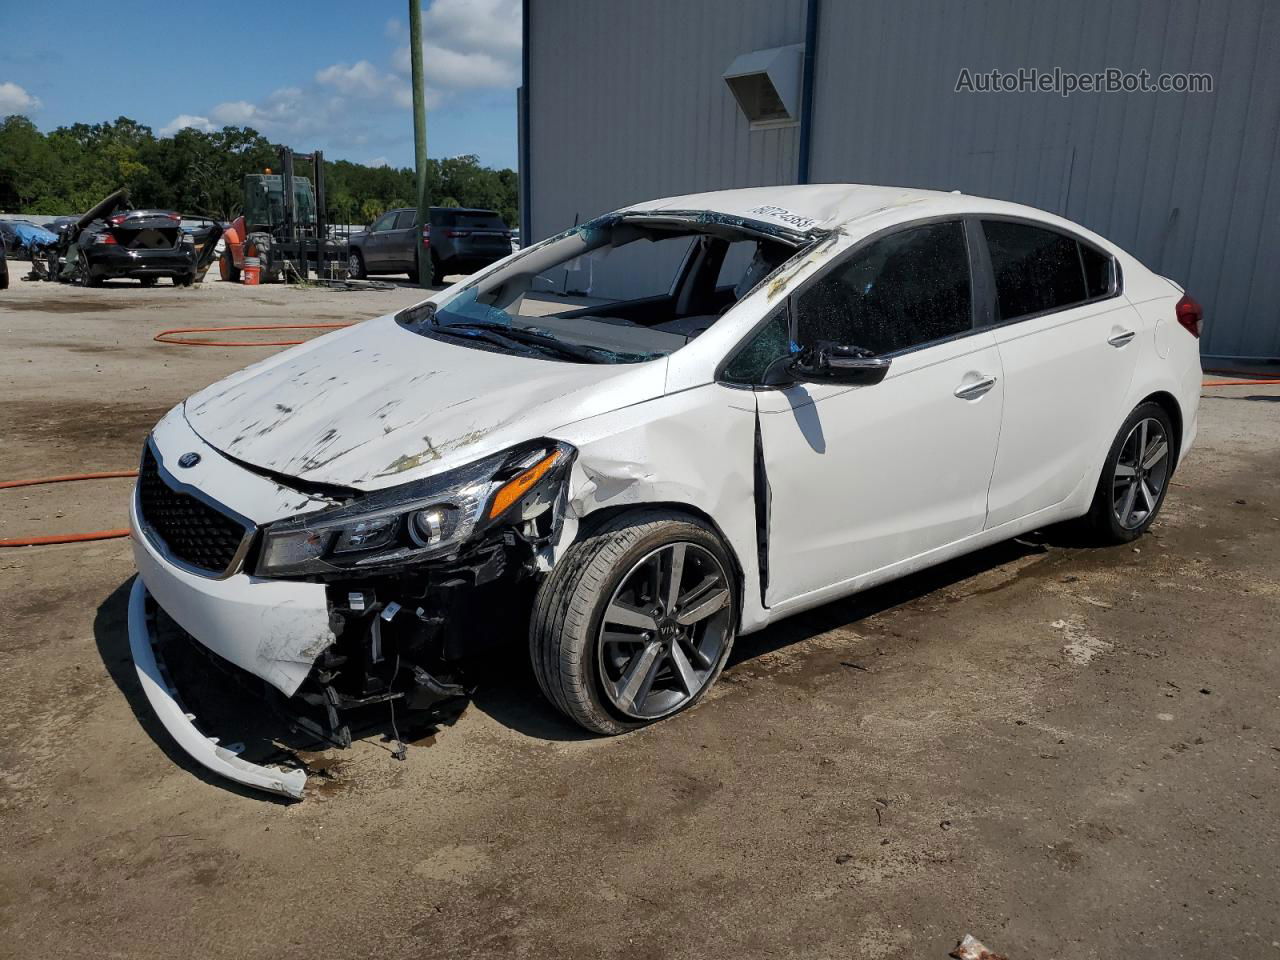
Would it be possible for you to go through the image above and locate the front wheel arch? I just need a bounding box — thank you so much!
[570,501,746,615]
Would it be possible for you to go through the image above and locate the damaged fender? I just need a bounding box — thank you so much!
[549,383,768,632]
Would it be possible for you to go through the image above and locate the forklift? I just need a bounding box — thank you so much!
[219,147,346,283]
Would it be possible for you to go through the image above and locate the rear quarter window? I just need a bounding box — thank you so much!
[982,220,1116,321]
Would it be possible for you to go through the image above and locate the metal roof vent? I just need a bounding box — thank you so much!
[723,44,804,128]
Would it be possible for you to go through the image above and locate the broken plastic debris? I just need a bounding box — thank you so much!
[950,934,1009,960]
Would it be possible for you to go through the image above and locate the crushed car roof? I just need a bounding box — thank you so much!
[621,183,955,234]
[620,183,1122,253]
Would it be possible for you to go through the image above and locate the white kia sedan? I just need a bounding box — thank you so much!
[128,185,1202,796]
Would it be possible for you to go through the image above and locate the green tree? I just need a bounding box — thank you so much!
[0,115,520,228]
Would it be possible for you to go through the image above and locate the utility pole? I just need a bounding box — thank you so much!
[409,0,431,287]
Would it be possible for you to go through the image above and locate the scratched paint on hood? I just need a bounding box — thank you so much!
[182,315,668,491]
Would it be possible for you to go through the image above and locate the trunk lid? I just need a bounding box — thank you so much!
[110,211,182,249]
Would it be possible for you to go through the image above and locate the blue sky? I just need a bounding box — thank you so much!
[0,0,520,170]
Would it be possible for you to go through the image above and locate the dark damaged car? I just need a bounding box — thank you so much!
[128,185,1202,797]
[44,190,221,287]
[72,209,207,286]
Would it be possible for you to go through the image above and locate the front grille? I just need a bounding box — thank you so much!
[138,446,249,575]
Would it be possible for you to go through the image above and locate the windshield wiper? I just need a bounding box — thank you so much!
[436,321,607,363]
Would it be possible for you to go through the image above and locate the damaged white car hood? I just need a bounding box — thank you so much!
[183,315,667,490]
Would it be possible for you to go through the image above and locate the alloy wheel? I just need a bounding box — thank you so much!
[1112,417,1170,529]
[347,253,362,277]
[597,542,733,720]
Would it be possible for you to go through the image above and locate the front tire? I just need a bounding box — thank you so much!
[219,251,240,283]
[1085,401,1175,544]
[530,509,737,735]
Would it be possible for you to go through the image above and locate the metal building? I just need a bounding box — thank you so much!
[520,0,1280,361]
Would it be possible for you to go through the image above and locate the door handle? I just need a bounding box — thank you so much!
[954,375,997,399]
[1108,329,1136,347]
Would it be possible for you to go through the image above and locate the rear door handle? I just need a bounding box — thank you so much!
[954,375,998,399]
[1108,330,1136,347]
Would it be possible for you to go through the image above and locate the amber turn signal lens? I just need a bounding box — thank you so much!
[488,450,562,519]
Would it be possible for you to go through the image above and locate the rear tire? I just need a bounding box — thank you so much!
[347,250,366,280]
[1085,401,1176,544]
[530,509,738,735]
[139,277,157,288]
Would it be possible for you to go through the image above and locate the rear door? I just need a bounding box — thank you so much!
[976,219,1139,528]
[751,219,1005,606]
[363,211,399,269]
[387,209,419,270]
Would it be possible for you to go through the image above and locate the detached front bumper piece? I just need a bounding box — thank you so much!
[127,578,308,799]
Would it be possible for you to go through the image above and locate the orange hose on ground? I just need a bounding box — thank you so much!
[1,472,137,548]
[0,470,137,489]
[1203,379,1280,387]
[154,322,354,347]
[1,529,131,547]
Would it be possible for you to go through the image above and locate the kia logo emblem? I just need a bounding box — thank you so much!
[177,452,201,468]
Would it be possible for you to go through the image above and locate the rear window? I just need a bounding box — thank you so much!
[437,210,506,230]
[982,220,1114,321]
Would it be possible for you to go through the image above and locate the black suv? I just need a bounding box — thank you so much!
[347,206,511,284]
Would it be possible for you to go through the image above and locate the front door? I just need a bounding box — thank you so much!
[753,219,1004,607]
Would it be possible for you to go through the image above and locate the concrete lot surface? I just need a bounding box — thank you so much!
[1,275,1278,960]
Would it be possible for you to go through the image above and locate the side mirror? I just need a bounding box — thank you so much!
[771,341,890,386]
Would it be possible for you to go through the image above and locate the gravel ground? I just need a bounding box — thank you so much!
[1,274,1278,960]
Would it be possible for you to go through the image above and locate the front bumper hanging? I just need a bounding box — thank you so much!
[127,578,308,799]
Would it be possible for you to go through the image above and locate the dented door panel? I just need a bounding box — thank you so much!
[757,333,1004,608]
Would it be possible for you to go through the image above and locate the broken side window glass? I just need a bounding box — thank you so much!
[721,308,792,385]
[794,221,971,356]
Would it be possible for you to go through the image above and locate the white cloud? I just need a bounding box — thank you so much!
[175,0,520,160]
[392,0,521,90]
[159,113,215,136]
[315,60,386,98]
[0,81,42,115]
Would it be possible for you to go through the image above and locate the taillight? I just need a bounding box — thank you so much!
[93,233,117,245]
[1175,294,1202,338]
[166,212,181,221]
[445,230,470,238]
[108,213,126,226]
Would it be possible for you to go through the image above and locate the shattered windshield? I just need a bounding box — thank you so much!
[398,213,807,364]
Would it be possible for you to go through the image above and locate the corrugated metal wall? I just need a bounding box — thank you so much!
[527,0,1280,358]
[527,0,806,237]
[809,0,1280,360]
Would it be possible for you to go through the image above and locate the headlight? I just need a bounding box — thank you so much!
[255,439,575,577]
